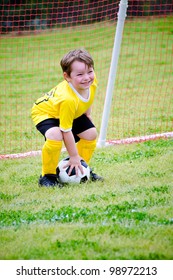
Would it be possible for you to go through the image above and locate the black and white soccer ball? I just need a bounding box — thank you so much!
[57,157,90,184]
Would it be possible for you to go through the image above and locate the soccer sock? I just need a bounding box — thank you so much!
[76,138,97,164]
[42,139,62,176]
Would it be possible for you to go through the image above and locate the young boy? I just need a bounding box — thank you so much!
[31,48,103,187]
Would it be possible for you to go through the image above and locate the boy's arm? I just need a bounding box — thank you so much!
[62,131,83,176]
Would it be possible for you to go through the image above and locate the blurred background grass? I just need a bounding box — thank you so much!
[0,17,172,154]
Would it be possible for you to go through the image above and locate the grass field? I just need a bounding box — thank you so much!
[0,138,173,260]
[0,13,173,261]
[0,16,173,154]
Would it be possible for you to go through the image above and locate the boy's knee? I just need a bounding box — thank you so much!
[87,129,97,140]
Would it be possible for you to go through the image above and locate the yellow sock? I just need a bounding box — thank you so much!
[76,138,96,164]
[42,139,62,176]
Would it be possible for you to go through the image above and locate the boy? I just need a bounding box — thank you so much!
[31,48,103,187]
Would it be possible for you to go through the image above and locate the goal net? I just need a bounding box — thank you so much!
[0,0,172,155]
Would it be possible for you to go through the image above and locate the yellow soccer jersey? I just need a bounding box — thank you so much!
[31,77,97,132]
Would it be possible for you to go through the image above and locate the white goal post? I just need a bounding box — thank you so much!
[97,0,128,147]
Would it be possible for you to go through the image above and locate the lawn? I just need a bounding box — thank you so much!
[0,9,173,262]
[0,138,173,260]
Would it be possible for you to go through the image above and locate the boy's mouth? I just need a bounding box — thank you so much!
[82,80,92,86]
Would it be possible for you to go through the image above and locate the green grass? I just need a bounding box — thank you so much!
[0,138,173,260]
[0,17,173,154]
[0,15,173,261]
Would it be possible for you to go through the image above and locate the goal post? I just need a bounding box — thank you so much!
[97,0,128,147]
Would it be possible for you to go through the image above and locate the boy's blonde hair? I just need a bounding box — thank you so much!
[60,48,94,76]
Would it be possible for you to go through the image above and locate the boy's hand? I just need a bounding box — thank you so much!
[64,155,84,177]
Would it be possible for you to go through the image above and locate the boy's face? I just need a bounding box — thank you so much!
[64,60,94,95]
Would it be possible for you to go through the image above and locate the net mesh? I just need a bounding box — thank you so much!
[0,0,172,154]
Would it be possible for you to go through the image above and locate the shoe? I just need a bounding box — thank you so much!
[38,174,63,188]
[90,170,104,182]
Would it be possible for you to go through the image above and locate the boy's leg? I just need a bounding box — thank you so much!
[42,138,62,176]
[72,115,96,164]
[39,138,63,187]
[36,119,63,187]
[73,115,104,181]
[76,138,103,181]
[76,138,96,164]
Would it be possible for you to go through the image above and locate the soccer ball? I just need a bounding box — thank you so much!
[57,157,90,184]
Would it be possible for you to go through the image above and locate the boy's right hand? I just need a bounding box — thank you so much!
[64,155,84,177]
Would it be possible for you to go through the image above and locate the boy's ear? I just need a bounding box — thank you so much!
[63,72,70,82]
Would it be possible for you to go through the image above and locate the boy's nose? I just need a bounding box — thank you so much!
[83,74,90,81]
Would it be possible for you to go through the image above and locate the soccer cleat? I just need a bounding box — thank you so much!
[38,174,63,188]
[90,170,104,182]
